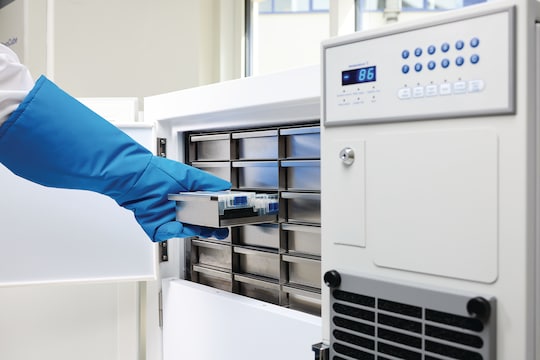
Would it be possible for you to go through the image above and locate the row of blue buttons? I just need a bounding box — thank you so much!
[402,38,480,59]
[402,54,480,73]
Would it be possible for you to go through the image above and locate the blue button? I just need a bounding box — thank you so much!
[415,63,422,72]
[441,42,450,52]
[441,59,450,68]
[402,64,410,74]
[470,54,480,64]
[456,56,465,66]
[427,45,436,55]
[456,40,465,50]
[402,50,410,59]
[427,61,436,70]
[470,37,480,48]
[414,47,423,57]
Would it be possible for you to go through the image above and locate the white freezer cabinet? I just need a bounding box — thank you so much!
[320,2,539,360]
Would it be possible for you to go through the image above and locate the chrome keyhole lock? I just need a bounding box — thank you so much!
[339,147,355,166]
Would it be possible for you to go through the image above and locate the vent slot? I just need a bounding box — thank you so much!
[377,342,421,360]
[329,274,495,360]
[425,340,483,360]
[425,309,484,332]
[334,289,376,307]
[333,316,375,336]
[333,343,374,360]
[333,329,375,350]
[334,303,375,322]
[378,299,422,318]
[425,325,484,348]
[378,313,422,334]
[378,328,421,349]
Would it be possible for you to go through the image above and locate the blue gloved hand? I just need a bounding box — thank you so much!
[0,76,231,242]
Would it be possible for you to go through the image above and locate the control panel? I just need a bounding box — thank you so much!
[323,6,514,125]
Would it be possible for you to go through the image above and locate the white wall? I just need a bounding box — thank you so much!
[258,12,329,75]
[52,0,220,99]
[1,0,231,104]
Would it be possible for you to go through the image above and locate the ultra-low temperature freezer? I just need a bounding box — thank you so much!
[319,1,539,359]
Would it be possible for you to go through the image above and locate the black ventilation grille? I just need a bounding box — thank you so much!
[329,274,496,360]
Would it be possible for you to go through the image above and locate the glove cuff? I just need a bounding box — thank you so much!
[0,75,153,199]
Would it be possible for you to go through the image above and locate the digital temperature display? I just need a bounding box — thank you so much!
[342,66,377,85]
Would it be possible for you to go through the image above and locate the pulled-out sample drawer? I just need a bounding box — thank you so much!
[233,161,279,189]
[192,239,232,270]
[282,160,320,191]
[233,130,279,160]
[190,133,231,161]
[170,191,278,228]
[234,274,280,305]
[283,254,321,289]
[191,161,231,182]
[281,126,320,159]
[192,264,233,292]
[282,223,321,256]
[282,192,321,224]
[283,284,321,316]
[234,223,280,249]
[234,246,281,280]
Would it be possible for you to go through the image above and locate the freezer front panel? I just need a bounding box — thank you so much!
[322,2,538,359]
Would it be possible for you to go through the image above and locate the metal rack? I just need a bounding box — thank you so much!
[184,122,321,315]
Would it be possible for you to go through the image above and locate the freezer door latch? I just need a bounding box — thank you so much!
[312,342,329,360]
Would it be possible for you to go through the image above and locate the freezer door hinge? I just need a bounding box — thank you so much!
[312,342,329,360]
[158,290,163,328]
[159,241,169,262]
[157,137,169,262]
[157,137,167,157]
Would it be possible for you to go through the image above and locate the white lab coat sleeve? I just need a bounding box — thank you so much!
[0,44,34,126]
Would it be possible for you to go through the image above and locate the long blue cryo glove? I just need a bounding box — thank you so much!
[0,76,231,242]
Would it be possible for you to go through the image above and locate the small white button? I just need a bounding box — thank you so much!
[398,88,412,99]
[425,85,438,97]
[439,83,452,95]
[338,97,351,106]
[413,86,424,98]
[453,81,467,94]
[468,80,485,92]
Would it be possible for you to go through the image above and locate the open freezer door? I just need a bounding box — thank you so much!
[0,122,157,286]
